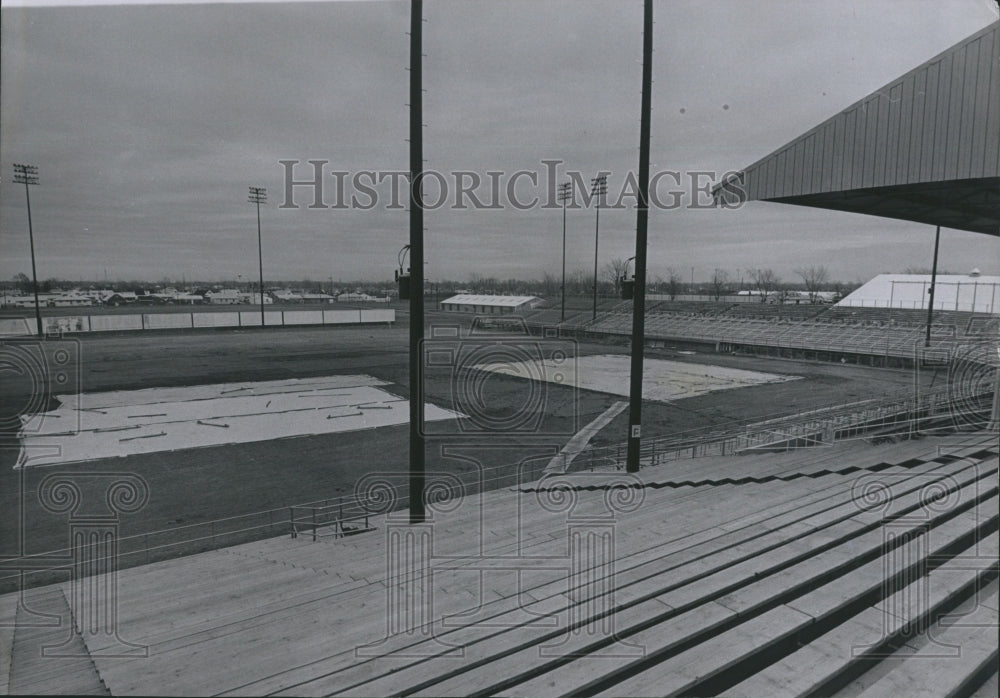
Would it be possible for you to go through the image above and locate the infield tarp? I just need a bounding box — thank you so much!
[17,375,463,467]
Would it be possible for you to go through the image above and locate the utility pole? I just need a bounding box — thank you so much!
[13,164,43,337]
[558,181,572,322]
[591,174,607,321]
[409,0,426,524]
[248,186,267,327]
[626,0,654,474]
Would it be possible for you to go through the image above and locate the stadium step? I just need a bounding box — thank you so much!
[11,438,994,696]
[7,585,110,696]
[425,493,998,697]
[288,457,996,696]
[833,580,999,697]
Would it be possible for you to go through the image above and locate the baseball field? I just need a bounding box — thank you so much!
[0,318,932,591]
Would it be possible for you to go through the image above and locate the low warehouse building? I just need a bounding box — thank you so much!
[440,294,543,315]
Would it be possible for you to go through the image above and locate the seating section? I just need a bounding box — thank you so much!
[2,433,995,695]
[582,303,997,359]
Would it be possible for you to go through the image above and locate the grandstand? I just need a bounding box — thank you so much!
[4,433,995,695]
[579,307,982,364]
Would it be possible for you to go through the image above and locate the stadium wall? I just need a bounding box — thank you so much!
[0,309,395,337]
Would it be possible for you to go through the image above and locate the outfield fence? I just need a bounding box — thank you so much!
[0,308,395,337]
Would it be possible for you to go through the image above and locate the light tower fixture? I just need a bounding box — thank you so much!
[248,186,267,327]
[557,181,572,322]
[591,174,608,322]
[12,164,43,337]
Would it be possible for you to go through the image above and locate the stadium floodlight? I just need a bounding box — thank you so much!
[626,0,654,475]
[591,174,608,321]
[12,164,43,337]
[248,186,267,327]
[557,181,572,322]
[396,244,411,299]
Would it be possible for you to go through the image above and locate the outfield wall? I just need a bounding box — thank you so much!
[0,309,395,337]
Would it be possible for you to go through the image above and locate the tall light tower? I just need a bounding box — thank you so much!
[557,181,572,322]
[591,174,607,322]
[13,164,43,337]
[248,186,267,327]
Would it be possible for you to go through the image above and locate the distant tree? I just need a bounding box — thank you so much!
[540,272,560,297]
[748,268,780,303]
[903,266,959,275]
[602,257,630,296]
[569,269,591,295]
[710,269,730,301]
[665,267,684,301]
[12,273,31,294]
[795,265,830,303]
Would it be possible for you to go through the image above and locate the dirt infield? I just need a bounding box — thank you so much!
[0,322,932,589]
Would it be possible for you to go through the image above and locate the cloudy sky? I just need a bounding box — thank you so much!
[1,0,998,286]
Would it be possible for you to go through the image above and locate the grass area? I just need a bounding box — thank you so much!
[0,322,929,593]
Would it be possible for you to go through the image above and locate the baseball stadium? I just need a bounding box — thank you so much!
[0,4,998,698]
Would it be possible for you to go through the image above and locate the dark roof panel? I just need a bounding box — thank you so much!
[714,21,1000,236]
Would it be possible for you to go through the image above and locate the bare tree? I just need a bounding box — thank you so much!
[602,257,630,296]
[748,268,780,303]
[665,268,684,301]
[710,268,730,302]
[540,272,560,297]
[795,265,830,303]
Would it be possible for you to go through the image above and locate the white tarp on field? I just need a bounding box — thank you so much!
[17,375,460,468]
[475,354,799,403]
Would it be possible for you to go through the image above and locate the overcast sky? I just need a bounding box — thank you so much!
[1,0,998,286]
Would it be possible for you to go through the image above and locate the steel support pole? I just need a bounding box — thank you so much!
[409,0,426,524]
[925,226,940,347]
[626,0,654,474]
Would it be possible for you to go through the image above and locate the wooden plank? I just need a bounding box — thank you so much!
[593,605,813,697]
[732,532,998,697]
[788,513,995,622]
[855,592,997,698]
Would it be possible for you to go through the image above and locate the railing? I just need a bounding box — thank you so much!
[578,385,995,471]
[289,499,373,541]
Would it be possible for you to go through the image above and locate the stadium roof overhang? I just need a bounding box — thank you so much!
[713,21,1000,237]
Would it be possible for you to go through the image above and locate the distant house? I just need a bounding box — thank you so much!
[51,292,93,307]
[4,295,48,308]
[242,292,273,305]
[204,289,242,305]
[104,291,138,306]
[337,292,389,303]
[272,290,303,303]
[300,293,335,304]
[440,294,542,315]
[171,293,205,305]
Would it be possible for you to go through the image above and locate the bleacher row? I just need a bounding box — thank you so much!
[4,433,996,695]
[583,306,994,359]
